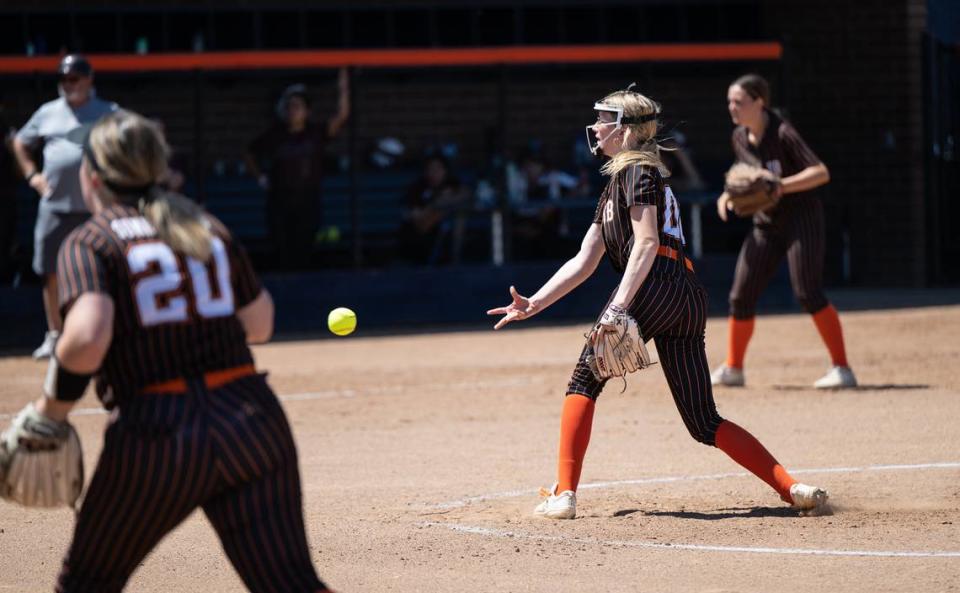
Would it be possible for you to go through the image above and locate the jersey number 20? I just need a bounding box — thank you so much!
[126,238,235,327]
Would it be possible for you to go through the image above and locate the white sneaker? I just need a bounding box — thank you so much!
[711,365,745,387]
[789,483,829,515]
[533,483,576,520]
[813,366,857,389]
[32,331,59,360]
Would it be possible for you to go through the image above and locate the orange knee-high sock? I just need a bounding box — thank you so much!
[811,304,848,367]
[556,394,596,493]
[725,317,755,369]
[714,420,796,503]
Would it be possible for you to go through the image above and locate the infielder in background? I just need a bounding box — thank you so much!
[3,111,332,592]
[712,74,857,389]
[12,55,117,359]
[488,86,829,520]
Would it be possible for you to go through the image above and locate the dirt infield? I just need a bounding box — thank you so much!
[1,303,959,592]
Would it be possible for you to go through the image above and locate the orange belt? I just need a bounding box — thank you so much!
[141,364,257,395]
[657,245,695,272]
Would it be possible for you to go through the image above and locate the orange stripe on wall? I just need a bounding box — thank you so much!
[0,43,782,73]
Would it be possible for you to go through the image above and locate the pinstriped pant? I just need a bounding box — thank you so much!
[56,374,328,593]
[729,199,829,319]
[568,271,724,446]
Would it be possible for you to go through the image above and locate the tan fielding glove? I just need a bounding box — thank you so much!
[0,403,84,508]
[588,305,653,380]
[723,163,782,216]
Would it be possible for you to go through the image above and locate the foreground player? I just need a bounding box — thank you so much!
[5,111,332,592]
[712,74,857,389]
[488,87,829,520]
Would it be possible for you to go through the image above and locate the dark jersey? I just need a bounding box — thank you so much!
[56,203,262,408]
[592,163,688,276]
[731,109,822,223]
[248,121,330,192]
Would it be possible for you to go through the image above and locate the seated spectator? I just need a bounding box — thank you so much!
[508,152,585,260]
[397,154,471,265]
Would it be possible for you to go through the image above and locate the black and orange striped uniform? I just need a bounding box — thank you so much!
[567,164,723,446]
[728,109,829,318]
[54,203,328,593]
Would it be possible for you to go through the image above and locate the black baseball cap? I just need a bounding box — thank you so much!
[58,54,92,78]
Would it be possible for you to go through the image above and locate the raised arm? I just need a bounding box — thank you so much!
[327,67,350,139]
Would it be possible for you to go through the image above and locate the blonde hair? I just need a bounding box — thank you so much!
[87,110,212,261]
[597,89,670,178]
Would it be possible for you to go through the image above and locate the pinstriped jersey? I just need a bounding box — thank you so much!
[56,203,261,408]
[593,163,688,276]
[732,109,822,224]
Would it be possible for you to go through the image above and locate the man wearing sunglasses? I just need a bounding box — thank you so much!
[12,54,117,359]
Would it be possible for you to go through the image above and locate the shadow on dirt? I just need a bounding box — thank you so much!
[637,506,804,520]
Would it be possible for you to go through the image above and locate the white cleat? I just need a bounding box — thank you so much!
[790,483,829,516]
[534,483,576,520]
[31,331,59,360]
[711,365,745,387]
[813,366,857,389]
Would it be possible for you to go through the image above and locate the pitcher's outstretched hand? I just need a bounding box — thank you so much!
[487,286,537,330]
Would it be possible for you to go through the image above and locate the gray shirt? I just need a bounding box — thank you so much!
[16,95,118,213]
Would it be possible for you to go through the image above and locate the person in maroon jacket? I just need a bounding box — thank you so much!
[712,74,857,390]
[245,71,349,269]
[16,110,333,593]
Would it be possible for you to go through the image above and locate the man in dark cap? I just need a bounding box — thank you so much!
[12,54,117,358]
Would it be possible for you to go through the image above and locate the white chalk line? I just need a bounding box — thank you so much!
[419,521,960,559]
[419,462,960,559]
[0,376,535,421]
[422,462,960,511]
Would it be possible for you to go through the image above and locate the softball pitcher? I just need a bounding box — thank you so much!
[712,74,857,389]
[3,111,332,592]
[488,87,829,520]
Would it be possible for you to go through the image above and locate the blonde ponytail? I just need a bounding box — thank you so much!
[601,140,671,178]
[140,188,213,262]
[86,110,213,261]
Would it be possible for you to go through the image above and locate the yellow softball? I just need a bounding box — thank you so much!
[327,307,357,336]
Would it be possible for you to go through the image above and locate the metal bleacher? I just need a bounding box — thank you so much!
[13,169,731,273]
